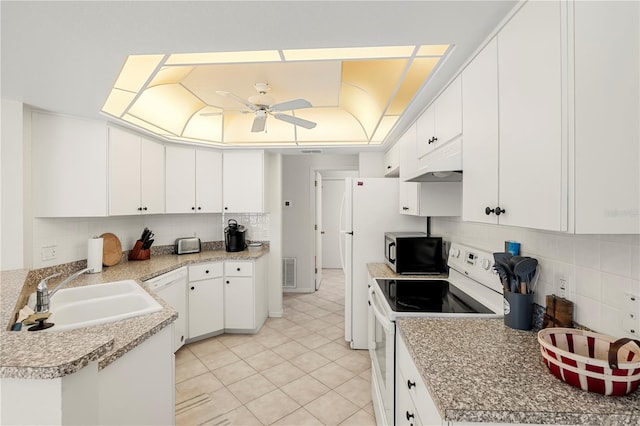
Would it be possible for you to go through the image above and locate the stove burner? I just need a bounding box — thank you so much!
[396,296,443,311]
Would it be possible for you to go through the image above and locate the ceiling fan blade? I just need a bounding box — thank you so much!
[251,116,267,132]
[270,98,312,112]
[274,113,317,129]
[216,90,257,111]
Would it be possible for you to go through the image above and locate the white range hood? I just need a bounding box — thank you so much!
[406,139,462,182]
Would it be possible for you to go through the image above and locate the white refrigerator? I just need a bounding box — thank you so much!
[340,178,426,349]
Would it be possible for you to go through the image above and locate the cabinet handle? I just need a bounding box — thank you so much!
[237,267,241,272]
[224,207,228,210]
[485,206,506,216]
[137,207,142,211]
[427,137,433,144]
[368,301,371,306]
[402,206,409,211]
[197,206,202,210]
[495,207,505,216]
[387,165,391,169]
[191,207,195,211]
[406,411,415,421]
[205,270,209,274]
[226,280,230,284]
[190,286,195,290]
[407,379,416,389]
[143,207,147,211]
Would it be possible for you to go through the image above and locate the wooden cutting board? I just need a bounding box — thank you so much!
[100,232,122,266]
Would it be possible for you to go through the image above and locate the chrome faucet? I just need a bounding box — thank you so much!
[35,268,93,313]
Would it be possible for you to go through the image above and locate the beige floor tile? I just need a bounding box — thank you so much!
[281,324,311,339]
[175,358,208,384]
[212,360,258,386]
[175,387,242,425]
[271,407,324,426]
[296,333,332,350]
[318,313,345,326]
[304,390,359,426]
[229,340,267,358]
[245,389,301,425]
[359,368,372,382]
[254,331,292,348]
[226,405,263,426]
[271,340,309,359]
[280,375,331,406]
[316,325,345,341]
[339,409,377,426]
[175,372,224,403]
[227,373,277,404]
[261,361,306,387]
[335,376,372,407]
[290,351,331,373]
[362,401,375,416]
[309,362,356,389]
[199,348,241,370]
[217,333,254,348]
[264,317,297,331]
[314,342,353,361]
[244,349,287,371]
[304,318,332,332]
[335,351,371,374]
[188,337,226,358]
[175,347,197,366]
[305,307,332,319]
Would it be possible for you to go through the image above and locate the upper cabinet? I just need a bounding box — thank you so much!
[572,1,639,234]
[416,76,462,162]
[223,150,264,213]
[108,126,165,216]
[31,111,108,217]
[383,141,400,177]
[165,145,222,214]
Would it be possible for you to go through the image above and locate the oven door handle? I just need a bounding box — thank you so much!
[369,288,394,333]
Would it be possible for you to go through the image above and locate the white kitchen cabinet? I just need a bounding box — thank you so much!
[416,76,462,162]
[31,111,108,217]
[224,256,268,332]
[396,333,443,426]
[108,126,164,216]
[572,1,639,234]
[384,141,400,177]
[165,145,222,214]
[146,268,188,352]
[187,262,224,340]
[496,0,566,231]
[223,150,264,213]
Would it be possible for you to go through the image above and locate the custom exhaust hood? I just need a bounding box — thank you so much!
[406,139,462,182]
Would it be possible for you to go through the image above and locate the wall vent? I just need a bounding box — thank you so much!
[283,257,297,288]
[300,149,322,154]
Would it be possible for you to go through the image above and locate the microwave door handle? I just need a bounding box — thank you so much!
[388,242,396,264]
[369,288,393,332]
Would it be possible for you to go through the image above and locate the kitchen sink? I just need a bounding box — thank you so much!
[28,280,162,332]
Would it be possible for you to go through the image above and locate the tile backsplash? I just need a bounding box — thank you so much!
[431,217,640,339]
[32,213,270,269]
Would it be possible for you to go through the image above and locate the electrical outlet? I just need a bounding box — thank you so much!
[558,277,567,299]
[41,245,57,261]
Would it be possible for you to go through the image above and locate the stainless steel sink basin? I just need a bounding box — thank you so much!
[29,280,162,332]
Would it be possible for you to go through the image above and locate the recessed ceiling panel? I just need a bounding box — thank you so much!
[387,57,440,115]
[295,108,367,142]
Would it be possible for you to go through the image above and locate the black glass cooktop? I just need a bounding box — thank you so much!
[375,279,493,314]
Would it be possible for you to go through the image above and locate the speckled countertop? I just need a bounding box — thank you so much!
[397,318,640,425]
[367,263,449,280]
[0,247,269,380]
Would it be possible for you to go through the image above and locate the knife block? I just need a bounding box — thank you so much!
[128,240,150,261]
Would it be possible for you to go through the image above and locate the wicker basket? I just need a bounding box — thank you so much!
[538,328,640,396]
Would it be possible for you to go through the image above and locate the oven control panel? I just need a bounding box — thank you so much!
[448,243,501,293]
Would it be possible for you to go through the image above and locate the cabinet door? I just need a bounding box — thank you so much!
[574,1,639,234]
[223,150,264,213]
[140,138,165,214]
[165,145,196,214]
[383,142,400,177]
[462,38,500,224]
[434,75,462,146]
[195,149,222,213]
[224,276,254,330]
[156,279,187,352]
[399,182,419,216]
[415,106,435,159]
[398,124,417,181]
[108,127,142,216]
[188,277,224,339]
[32,112,108,217]
[497,0,565,231]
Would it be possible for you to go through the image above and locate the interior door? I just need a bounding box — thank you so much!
[315,171,323,290]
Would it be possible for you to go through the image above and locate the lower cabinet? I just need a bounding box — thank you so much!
[188,262,224,340]
[396,333,443,426]
[224,256,268,332]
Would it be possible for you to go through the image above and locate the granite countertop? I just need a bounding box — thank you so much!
[367,263,449,280]
[0,247,269,380]
[397,318,640,425]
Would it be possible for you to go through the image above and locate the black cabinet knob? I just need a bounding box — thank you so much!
[368,301,371,306]
[387,165,391,169]
[495,207,505,216]
[406,411,415,421]
[433,137,438,142]
[143,207,147,211]
[485,206,506,216]
[485,206,493,215]
[237,267,241,271]
[224,207,228,210]
[226,280,230,284]
[137,207,142,211]
[197,206,202,210]
[407,380,416,389]
[190,286,195,290]
[191,207,195,210]
[205,270,209,274]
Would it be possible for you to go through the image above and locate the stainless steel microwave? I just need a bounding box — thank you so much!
[384,232,445,274]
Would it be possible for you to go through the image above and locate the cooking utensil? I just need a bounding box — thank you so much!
[100,232,122,266]
[512,257,538,294]
[493,252,515,292]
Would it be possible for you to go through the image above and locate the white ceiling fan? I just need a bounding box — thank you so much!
[214,83,317,133]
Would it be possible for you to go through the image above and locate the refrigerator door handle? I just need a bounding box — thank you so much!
[339,192,348,272]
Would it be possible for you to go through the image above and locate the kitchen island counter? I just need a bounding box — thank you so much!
[0,247,269,379]
[397,317,640,425]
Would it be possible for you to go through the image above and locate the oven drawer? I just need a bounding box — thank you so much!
[396,333,442,425]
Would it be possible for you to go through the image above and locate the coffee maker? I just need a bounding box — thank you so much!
[224,219,247,252]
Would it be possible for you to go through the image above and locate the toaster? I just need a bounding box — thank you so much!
[175,237,201,255]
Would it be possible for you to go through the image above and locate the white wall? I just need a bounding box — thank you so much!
[1,100,25,270]
[358,152,384,177]
[282,154,358,292]
[264,151,283,317]
[432,217,640,339]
